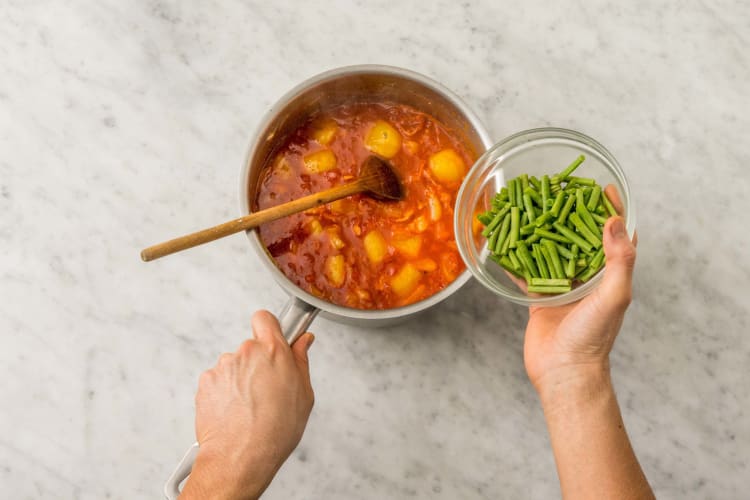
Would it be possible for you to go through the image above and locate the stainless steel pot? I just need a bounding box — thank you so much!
[165,65,491,498]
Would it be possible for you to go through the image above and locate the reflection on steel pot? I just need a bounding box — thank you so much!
[164,65,491,499]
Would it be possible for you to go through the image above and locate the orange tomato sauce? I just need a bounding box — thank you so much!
[254,102,476,309]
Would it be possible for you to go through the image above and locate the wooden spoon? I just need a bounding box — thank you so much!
[140,156,403,262]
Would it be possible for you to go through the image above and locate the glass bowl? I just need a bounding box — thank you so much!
[454,127,635,307]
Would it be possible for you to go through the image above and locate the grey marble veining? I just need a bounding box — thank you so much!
[1,0,748,498]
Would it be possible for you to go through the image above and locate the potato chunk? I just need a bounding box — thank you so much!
[392,235,422,258]
[428,149,466,184]
[308,218,323,235]
[303,149,337,173]
[311,118,338,145]
[413,258,437,272]
[391,263,421,297]
[325,254,346,287]
[428,195,442,221]
[364,120,402,158]
[364,230,388,264]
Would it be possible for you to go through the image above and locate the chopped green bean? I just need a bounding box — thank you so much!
[515,242,539,278]
[488,222,501,250]
[498,255,523,278]
[559,155,586,180]
[508,249,522,271]
[529,277,571,287]
[601,190,618,216]
[520,174,529,193]
[493,213,512,253]
[524,233,542,245]
[481,202,511,237]
[587,185,602,212]
[509,207,520,249]
[565,254,576,278]
[576,203,602,237]
[591,212,608,225]
[532,244,550,279]
[523,194,537,223]
[543,239,565,279]
[508,178,516,207]
[552,222,594,252]
[568,213,602,249]
[541,175,551,213]
[499,231,511,255]
[533,228,571,244]
[550,191,565,217]
[534,211,555,228]
[477,212,493,225]
[515,178,523,208]
[520,221,537,236]
[556,194,576,225]
[568,176,596,186]
[539,244,559,279]
[524,187,542,206]
[554,242,575,260]
[527,285,573,294]
[589,247,605,270]
[529,176,541,191]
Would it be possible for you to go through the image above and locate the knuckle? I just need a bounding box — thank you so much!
[622,245,637,268]
[198,369,213,388]
[614,289,633,310]
[266,340,280,358]
[217,352,233,367]
[308,389,315,410]
[238,339,255,356]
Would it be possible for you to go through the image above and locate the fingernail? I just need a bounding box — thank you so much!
[610,217,626,239]
[305,334,315,351]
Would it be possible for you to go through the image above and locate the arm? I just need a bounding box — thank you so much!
[524,214,654,499]
[538,365,653,499]
[180,311,315,500]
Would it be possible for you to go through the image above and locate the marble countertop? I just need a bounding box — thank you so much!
[2,1,748,498]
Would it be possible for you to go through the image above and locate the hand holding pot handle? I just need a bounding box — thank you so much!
[163,299,319,499]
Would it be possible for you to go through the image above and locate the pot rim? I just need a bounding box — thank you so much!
[238,64,492,320]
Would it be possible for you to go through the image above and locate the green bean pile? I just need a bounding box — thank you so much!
[476,155,618,294]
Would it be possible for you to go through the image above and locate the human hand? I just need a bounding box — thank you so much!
[180,311,315,500]
[523,187,637,394]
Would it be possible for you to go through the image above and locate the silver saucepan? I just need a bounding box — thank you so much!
[165,64,492,499]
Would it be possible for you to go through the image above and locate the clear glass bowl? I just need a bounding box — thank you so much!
[454,128,635,307]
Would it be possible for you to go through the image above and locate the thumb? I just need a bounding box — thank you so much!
[597,216,637,314]
[291,332,315,372]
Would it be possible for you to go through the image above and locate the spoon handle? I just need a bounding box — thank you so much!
[141,181,363,262]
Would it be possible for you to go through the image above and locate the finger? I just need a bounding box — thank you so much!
[504,270,529,294]
[251,310,286,348]
[291,332,315,373]
[604,185,625,215]
[597,216,637,313]
[604,185,637,247]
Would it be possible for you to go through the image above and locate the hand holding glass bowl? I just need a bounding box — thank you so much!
[454,128,635,307]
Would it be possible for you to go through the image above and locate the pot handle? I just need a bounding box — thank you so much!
[278,295,320,344]
[163,296,319,499]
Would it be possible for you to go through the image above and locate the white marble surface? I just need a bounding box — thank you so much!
[1,0,748,498]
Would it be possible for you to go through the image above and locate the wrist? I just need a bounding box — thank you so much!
[180,446,269,500]
[534,362,612,414]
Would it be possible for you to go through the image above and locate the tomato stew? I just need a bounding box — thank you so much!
[254,102,476,309]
